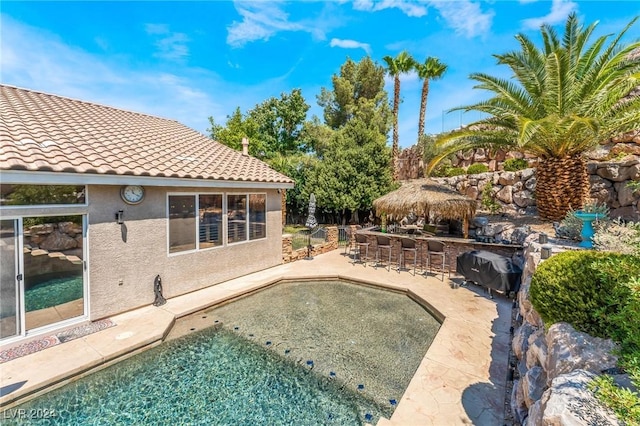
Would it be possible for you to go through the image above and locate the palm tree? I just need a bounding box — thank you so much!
[383,51,416,180]
[427,13,640,221]
[415,57,448,139]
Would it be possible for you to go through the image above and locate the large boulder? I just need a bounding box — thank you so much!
[526,329,548,370]
[522,366,547,408]
[526,370,622,426]
[513,322,537,360]
[39,230,78,251]
[546,323,618,385]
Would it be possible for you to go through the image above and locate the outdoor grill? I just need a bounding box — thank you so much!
[456,250,523,297]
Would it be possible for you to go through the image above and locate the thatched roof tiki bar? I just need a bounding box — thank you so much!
[373,179,477,238]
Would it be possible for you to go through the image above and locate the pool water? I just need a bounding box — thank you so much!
[7,327,386,425]
[8,279,440,425]
[203,279,441,414]
[25,276,83,311]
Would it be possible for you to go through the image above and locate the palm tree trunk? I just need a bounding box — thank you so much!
[418,80,429,138]
[392,76,400,181]
[535,155,590,221]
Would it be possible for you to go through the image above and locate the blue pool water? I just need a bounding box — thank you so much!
[8,279,440,424]
[7,327,387,425]
[25,276,82,311]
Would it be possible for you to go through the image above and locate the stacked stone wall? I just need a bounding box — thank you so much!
[397,130,640,180]
[510,236,628,425]
[432,155,640,220]
[282,226,338,263]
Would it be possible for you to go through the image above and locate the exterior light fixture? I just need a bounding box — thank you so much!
[541,244,552,259]
[116,210,124,224]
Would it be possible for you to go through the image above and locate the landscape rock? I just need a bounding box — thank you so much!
[526,329,547,370]
[511,379,529,425]
[39,230,78,251]
[513,322,537,360]
[596,163,632,181]
[496,185,514,204]
[522,366,547,408]
[527,370,622,426]
[546,322,618,385]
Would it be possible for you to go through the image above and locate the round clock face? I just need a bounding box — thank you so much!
[121,185,145,204]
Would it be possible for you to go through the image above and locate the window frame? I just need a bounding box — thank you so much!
[167,191,267,255]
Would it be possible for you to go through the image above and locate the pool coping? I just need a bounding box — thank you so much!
[0,250,511,425]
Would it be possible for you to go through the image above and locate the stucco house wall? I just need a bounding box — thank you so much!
[87,185,283,320]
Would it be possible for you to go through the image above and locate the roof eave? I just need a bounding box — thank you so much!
[0,170,295,189]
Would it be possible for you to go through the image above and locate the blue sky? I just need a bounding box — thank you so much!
[2,1,639,149]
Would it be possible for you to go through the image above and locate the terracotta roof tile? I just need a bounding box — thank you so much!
[0,85,293,185]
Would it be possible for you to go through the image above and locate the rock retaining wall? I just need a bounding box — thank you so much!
[432,156,640,220]
[510,236,626,425]
[282,226,338,263]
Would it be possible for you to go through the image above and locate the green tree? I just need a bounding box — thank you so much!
[310,56,396,223]
[383,50,416,180]
[317,56,391,135]
[427,13,640,221]
[415,57,448,139]
[207,107,261,155]
[308,119,394,224]
[247,89,310,159]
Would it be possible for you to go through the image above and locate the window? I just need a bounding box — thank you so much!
[169,192,266,254]
[199,194,223,249]
[249,194,266,240]
[1,184,85,206]
[168,195,196,253]
[227,194,247,244]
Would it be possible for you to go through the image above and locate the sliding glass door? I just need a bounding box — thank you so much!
[0,215,86,341]
[0,219,20,340]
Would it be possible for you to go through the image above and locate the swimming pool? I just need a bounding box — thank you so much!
[6,279,440,425]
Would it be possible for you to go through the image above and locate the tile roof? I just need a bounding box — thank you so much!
[0,85,294,185]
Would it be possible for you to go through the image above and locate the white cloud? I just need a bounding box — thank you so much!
[430,1,495,38]
[227,1,308,47]
[329,38,371,55]
[0,16,225,134]
[352,0,427,18]
[521,0,577,30]
[145,23,190,61]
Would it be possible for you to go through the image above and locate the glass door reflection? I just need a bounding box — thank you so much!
[23,215,85,331]
[0,219,20,340]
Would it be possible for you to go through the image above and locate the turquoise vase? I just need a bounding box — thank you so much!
[574,211,601,248]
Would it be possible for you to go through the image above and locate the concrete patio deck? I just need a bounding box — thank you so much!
[0,249,512,425]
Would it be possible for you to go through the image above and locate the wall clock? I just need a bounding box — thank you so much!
[120,185,145,205]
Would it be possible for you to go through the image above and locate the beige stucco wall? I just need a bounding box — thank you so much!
[87,185,283,320]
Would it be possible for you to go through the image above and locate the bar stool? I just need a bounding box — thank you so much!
[398,237,419,275]
[343,227,356,257]
[352,233,371,266]
[426,240,449,281]
[375,235,393,271]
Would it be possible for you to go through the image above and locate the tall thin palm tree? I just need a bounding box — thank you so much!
[415,57,448,139]
[427,13,640,221]
[383,51,416,180]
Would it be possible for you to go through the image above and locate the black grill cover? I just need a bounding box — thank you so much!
[456,250,522,293]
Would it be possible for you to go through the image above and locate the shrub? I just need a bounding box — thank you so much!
[593,218,640,256]
[445,167,466,177]
[503,158,528,171]
[554,201,609,240]
[530,250,640,340]
[589,372,640,425]
[466,163,490,174]
[481,182,501,214]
